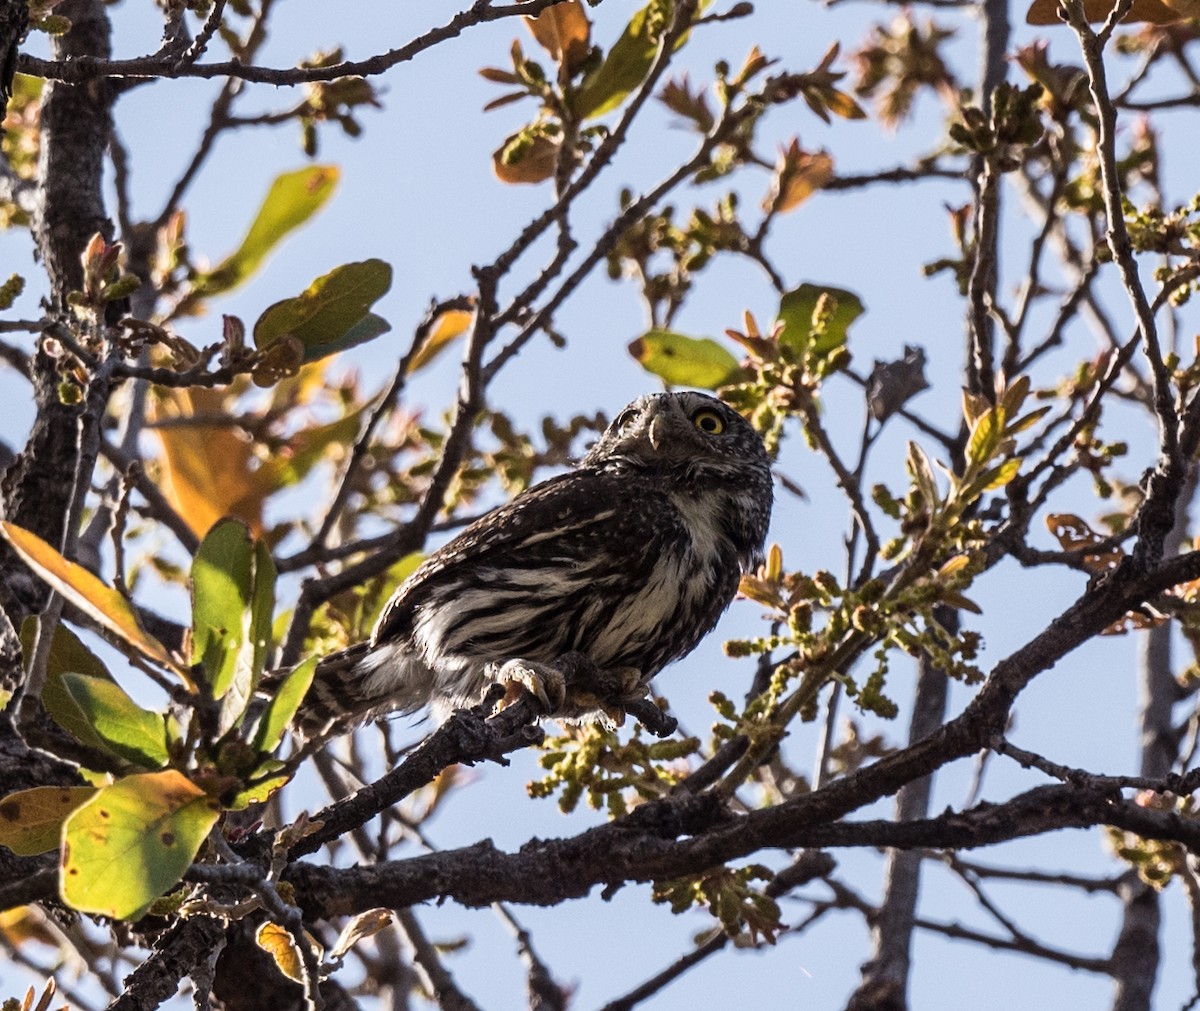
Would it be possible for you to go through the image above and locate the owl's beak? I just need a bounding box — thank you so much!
[647,413,666,450]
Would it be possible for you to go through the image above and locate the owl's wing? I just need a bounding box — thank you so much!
[371,468,663,646]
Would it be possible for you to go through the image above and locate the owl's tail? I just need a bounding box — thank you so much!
[296,642,378,734]
[253,642,376,738]
[262,640,436,738]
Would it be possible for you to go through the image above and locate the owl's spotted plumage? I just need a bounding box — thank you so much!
[300,391,773,734]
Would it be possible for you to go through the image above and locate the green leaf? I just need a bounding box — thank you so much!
[906,442,940,508]
[192,165,340,297]
[628,330,742,389]
[250,540,276,685]
[1,522,176,670]
[191,521,276,735]
[966,407,1005,467]
[574,0,694,119]
[252,657,317,755]
[20,618,124,756]
[226,766,291,811]
[0,785,97,855]
[979,456,1022,491]
[253,259,393,363]
[61,770,220,920]
[59,673,170,769]
[192,519,254,705]
[1006,405,1051,435]
[20,614,112,684]
[776,283,865,358]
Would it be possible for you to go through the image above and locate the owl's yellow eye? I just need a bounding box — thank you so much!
[692,409,726,435]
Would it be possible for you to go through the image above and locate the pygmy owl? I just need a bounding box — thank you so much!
[298,391,773,735]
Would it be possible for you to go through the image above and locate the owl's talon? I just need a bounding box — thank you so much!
[493,658,567,714]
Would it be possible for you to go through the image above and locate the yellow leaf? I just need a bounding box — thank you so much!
[256,921,319,984]
[61,770,221,920]
[0,786,97,855]
[937,554,971,578]
[0,522,175,669]
[408,308,474,373]
[766,543,783,583]
[980,456,1022,491]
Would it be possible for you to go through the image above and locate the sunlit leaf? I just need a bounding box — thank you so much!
[329,909,394,962]
[776,283,865,358]
[253,259,393,363]
[979,457,1022,491]
[154,421,261,539]
[192,519,254,704]
[1007,405,1051,435]
[937,554,971,578]
[574,0,696,119]
[192,166,340,297]
[256,921,319,984]
[408,308,474,373]
[628,330,742,389]
[0,522,175,670]
[252,657,317,755]
[823,89,868,121]
[966,407,1004,466]
[59,673,170,769]
[0,786,97,855]
[61,770,220,920]
[226,768,291,811]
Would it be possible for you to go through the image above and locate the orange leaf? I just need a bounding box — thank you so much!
[408,309,474,373]
[767,143,834,214]
[152,389,271,538]
[0,522,175,669]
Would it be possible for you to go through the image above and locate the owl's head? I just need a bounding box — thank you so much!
[591,388,768,484]
[583,391,772,565]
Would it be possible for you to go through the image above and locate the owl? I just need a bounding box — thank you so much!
[298,391,773,735]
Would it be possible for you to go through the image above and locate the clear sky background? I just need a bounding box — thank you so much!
[2,0,1198,1008]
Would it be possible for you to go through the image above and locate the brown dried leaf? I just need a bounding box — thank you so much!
[493,131,561,185]
[767,141,834,214]
[526,1,591,71]
[1026,0,1189,22]
[1045,513,1123,574]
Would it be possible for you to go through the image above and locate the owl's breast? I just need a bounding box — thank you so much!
[581,488,739,674]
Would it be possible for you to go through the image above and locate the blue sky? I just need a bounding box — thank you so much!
[2,1,1199,1007]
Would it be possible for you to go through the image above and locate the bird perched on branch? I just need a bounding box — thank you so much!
[297,391,773,737]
